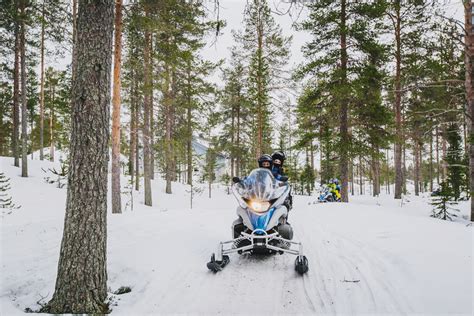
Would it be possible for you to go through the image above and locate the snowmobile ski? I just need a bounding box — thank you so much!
[207,253,230,273]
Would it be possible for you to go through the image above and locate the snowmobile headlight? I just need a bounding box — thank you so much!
[248,200,271,214]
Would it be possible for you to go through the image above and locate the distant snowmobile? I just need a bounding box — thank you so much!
[207,168,309,275]
[318,185,341,203]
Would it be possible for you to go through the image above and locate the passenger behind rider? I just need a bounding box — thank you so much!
[271,151,292,211]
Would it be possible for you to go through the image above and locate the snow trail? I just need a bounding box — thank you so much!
[1,157,472,315]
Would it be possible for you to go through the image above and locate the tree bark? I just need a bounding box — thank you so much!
[71,0,77,81]
[143,10,152,204]
[236,98,241,177]
[134,76,140,192]
[393,1,403,199]
[414,140,420,196]
[186,98,193,186]
[50,83,55,162]
[20,0,27,177]
[442,129,447,180]
[40,1,45,160]
[129,79,135,189]
[255,0,264,160]
[429,130,433,192]
[464,0,474,221]
[42,0,114,313]
[165,64,173,194]
[339,0,349,202]
[150,38,155,181]
[436,126,440,185]
[111,0,123,214]
[12,8,20,168]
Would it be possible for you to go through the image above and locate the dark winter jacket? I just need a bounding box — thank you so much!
[272,165,284,181]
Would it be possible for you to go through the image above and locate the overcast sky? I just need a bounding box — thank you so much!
[200,0,465,83]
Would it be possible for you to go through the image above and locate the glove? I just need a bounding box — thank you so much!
[232,176,241,184]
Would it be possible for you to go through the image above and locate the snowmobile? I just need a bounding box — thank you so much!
[206,168,309,275]
[318,185,341,203]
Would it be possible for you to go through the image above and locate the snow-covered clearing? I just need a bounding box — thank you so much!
[1,157,473,315]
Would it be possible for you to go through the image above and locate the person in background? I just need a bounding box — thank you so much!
[328,178,341,201]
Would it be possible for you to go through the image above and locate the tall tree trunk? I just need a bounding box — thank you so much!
[111,0,123,214]
[20,1,28,177]
[42,1,114,312]
[71,0,77,80]
[371,147,380,197]
[358,157,363,195]
[350,159,354,195]
[414,140,420,196]
[255,4,264,160]
[442,129,447,180]
[419,141,423,193]
[236,100,241,177]
[39,1,45,160]
[186,103,193,185]
[393,2,403,199]
[230,104,235,179]
[50,84,55,162]
[150,37,155,180]
[129,77,135,189]
[13,12,20,167]
[429,131,433,192]
[339,0,349,202]
[436,126,440,185]
[165,65,172,194]
[402,143,407,194]
[143,13,152,205]
[134,77,140,192]
[464,0,474,221]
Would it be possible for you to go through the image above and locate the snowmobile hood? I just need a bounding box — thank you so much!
[233,168,290,215]
[236,168,288,201]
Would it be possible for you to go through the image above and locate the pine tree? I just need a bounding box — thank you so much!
[431,181,459,221]
[445,124,467,201]
[352,36,392,197]
[38,0,71,160]
[42,0,114,312]
[234,0,291,159]
[298,0,386,201]
[384,0,430,199]
[218,52,252,178]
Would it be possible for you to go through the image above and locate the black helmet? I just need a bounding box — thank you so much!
[258,154,273,169]
[271,151,286,165]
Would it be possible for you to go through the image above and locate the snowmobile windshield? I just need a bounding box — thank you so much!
[235,168,288,203]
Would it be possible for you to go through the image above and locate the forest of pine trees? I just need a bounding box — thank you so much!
[0,0,473,312]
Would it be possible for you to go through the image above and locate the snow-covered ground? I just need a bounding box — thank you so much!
[1,156,473,315]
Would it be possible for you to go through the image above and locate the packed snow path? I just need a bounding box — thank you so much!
[1,157,472,315]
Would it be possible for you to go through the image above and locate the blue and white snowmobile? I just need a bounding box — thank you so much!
[207,168,309,275]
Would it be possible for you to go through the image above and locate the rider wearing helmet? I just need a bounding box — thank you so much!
[258,154,273,170]
[271,151,292,210]
[233,154,274,184]
[271,151,286,180]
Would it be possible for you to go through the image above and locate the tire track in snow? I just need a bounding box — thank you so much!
[298,211,413,315]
